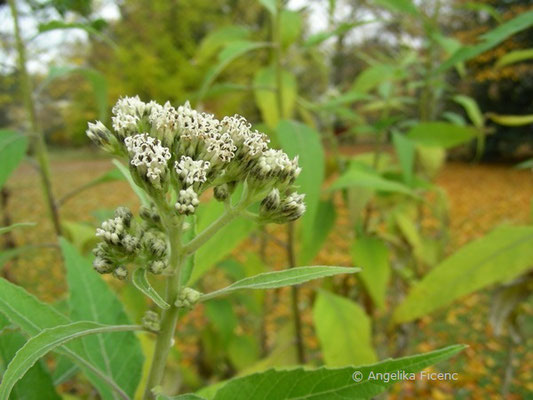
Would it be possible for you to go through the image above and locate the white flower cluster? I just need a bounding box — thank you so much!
[124,133,171,189]
[174,156,210,187]
[87,96,305,222]
[260,189,306,224]
[175,187,200,215]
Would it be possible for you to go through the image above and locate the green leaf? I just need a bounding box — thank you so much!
[0,130,28,189]
[157,395,207,400]
[201,266,360,302]
[394,226,533,323]
[36,21,115,46]
[132,268,170,309]
[208,345,464,400]
[453,95,484,129]
[0,321,141,400]
[258,0,276,14]
[112,159,150,206]
[351,235,390,310]
[392,132,415,185]
[313,290,376,366]
[280,10,302,48]
[372,0,419,15]
[0,315,60,400]
[254,68,297,129]
[329,165,413,195]
[406,122,477,149]
[41,66,108,121]
[438,10,533,72]
[0,278,121,399]
[495,48,533,68]
[199,41,271,102]
[352,64,404,94]
[60,239,144,398]
[205,299,238,345]
[278,120,325,263]
[196,26,250,62]
[461,2,501,23]
[300,199,336,265]
[487,113,533,126]
[61,221,99,254]
[0,222,35,236]
[191,199,254,284]
[303,21,377,47]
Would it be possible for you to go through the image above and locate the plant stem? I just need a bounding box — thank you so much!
[143,217,183,399]
[272,0,306,364]
[287,222,305,363]
[8,0,62,236]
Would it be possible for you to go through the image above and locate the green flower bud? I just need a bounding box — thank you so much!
[214,183,230,201]
[175,287,202,309]
[113,265,128,280]
[114,206,133,227]
[93,257,114,274]
[148,260,167,275]
[142,310,160,332]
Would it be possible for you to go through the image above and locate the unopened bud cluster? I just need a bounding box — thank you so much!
[92,206,169,278]
[86,96,306,222]
[175,288,202,309]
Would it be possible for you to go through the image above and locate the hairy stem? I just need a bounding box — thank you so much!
[143,216,183,399]
[8,0,62,236]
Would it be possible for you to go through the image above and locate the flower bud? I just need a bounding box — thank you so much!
[260,188,281,213]
[175,287,202,309]
[214,183,230,201]
[113,265,128,280]
[86,121,117,153]
[114,206,133,227]
[142,310,160,332]
[148,260,167,275]
[174,187,200,215]
[142,231,168,258]
[93,257,114,274]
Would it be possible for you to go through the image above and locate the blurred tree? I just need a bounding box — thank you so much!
[453,0,533,159]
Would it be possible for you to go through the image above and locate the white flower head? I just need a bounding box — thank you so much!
[124,133,171,188]
[221,115,269,158]
[149,101,179,146]
[174,156,211,187]
[253,149,300,185]
[113,95,152,118]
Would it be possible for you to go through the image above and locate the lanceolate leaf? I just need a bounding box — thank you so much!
[372,0,418,15]
[438,10,533,72]
[0,321,141,400]
[486,113,533,126]
[254,70,297,129]
[0,222,35,236]
[199,41,271,102]
[351,235,390,309]
[207,345,464,400]
[132,267,170,309]
[112,159,150,206]
[495,48,533,68]
[200,266,360,302]
[394,226,533,324]
[0,130,28,190]
[0,314,60,400]
[278,120,325,263]
[313,290,376,366]
[329,166,413,195]
[453,95,484,129]
[191,197,255,284]
[406,122,477,149]
[0,278,123,399]
[300,199,336,265]
[60,239,144,398]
